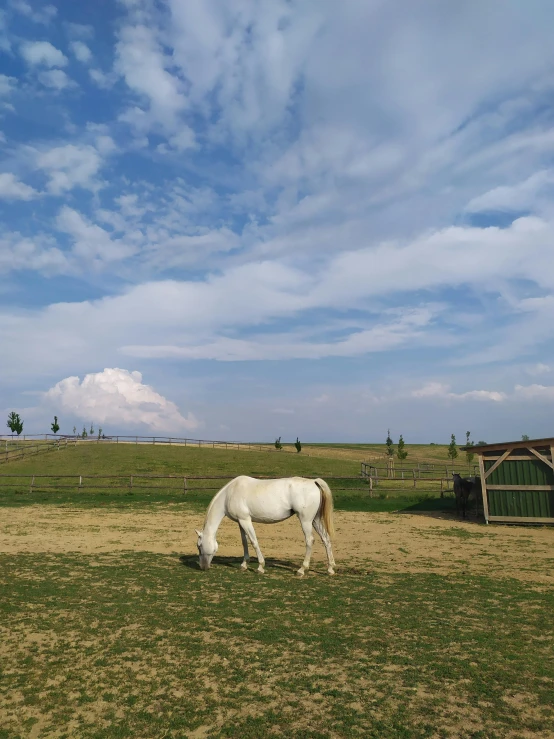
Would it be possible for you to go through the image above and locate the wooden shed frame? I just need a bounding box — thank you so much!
[463,438,554,525]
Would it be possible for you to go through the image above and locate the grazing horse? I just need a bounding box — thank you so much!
[195,476,336,576]
[452,473,474,518]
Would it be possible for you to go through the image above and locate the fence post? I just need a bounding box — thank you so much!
[369,477,373,497]
[413,470,417,488]
[183,477,187,495]
[79,475,82,490]
[130,475,133,490]
[440,478,443,498]
[29,475,35,493]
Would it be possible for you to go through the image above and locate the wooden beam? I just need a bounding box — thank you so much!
[486,484,554,491]
[526,446,554,471]
[484,448,513,480]
[482,455,553,462]
[488,516,554,524]
[478,454,490,524]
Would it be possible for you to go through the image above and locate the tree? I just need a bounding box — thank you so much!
[396,434,408,461]
[295,437,302,453]
[274,436,282,450]
[6,412,23,436]
[98,427,103,440]
[465,430,475,466]
[90,423,94,436]
[477,440,487,446]
[72,426,77,436]
[447,434,458,461]
[385,429,395,457]
[521,434,530,441]
[81,426,88,438]
[51,416,60,434]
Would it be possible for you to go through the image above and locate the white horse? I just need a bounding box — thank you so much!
[195,476,336,576]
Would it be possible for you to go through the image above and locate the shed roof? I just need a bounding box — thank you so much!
[461,437,554,453]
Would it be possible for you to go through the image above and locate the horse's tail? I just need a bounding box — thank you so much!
[314,478,335,540]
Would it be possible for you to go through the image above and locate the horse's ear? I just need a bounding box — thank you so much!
[195,529,202,537]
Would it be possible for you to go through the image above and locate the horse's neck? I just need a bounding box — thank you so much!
[203,490,227,540]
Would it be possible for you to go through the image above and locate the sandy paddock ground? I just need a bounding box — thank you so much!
[1,505,553,584]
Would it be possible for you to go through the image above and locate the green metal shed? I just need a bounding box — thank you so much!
[465,438,554,525]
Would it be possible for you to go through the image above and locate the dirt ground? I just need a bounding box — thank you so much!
[1,506,552,584]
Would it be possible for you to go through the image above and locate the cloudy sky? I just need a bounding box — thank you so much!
[1,0,554,443]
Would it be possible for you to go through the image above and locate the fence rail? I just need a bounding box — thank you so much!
[361,461,479,482]
[0,474,370,495]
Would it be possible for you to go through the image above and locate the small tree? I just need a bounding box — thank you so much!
[465,430,475,466]
[447,433,458,462]
[90,423,94,436]
[385,429,395,457]
[81,425,88,438]
[477,440,487,446]
[274,436,282,450]
[6,412,23,436]
[72,426,77,436]
[51,416,60,434]
[521,434,530,442]
[98,427,103,440]
[396,434,408,461]
[295,437,302,453]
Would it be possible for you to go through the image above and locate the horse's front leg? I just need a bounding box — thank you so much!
[297,517,315,577]
[239,523,250,570]
[238,518,265,573]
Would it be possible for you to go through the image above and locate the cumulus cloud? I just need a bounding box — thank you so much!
[514,384,554,401]
[70,40,92,63]
[36,144,103,193]
[44,368,199,432]
[20,40,67,67]
[0,74,16,96]
[38,69,75,90]
[0,173,38,200]
[10,1,57,24]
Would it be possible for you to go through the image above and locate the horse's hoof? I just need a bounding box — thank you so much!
[328,568,335,575]
[296,568,305,577]
[257,566,265,574]
[240,562,248,571]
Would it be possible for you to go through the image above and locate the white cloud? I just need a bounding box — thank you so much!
[70,40,92,63]
[20,40,67,67]
[465,170,554,213]
[0,231,68,273]
[0,74,16,96]
[526,363,551,376]
[36,144,102,193]
[411,383,506,402]
[56,206,137,265]
[44,368,199,432]
[10,0,56,24]
[0,172,38,200]
[514,384,554,401]
[38,69,75,90]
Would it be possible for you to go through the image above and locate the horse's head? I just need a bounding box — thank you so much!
[195,529,218,570]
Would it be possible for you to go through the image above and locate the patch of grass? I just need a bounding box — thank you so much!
[0,444,460,515]
[1,551,553,738]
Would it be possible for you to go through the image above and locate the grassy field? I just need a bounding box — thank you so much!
[0,443,460,514]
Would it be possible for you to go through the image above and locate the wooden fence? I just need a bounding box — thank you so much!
[0,474,370,495]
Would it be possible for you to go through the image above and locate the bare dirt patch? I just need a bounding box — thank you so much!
[1,506,552,583]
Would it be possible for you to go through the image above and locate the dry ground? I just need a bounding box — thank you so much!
[1,505,553,584]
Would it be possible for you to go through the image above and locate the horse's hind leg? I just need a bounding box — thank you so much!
[313,516,336,575]
[239,524,250,571]
[238,518,265,573]
[297,516,315,577]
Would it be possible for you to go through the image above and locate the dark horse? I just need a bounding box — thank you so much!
[452,473,474,518]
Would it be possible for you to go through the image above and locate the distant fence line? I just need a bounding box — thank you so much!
[361,461,479,481]
[0,474,369,495]
[0,433,303,454]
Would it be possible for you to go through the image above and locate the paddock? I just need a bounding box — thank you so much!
[1,503,553,738]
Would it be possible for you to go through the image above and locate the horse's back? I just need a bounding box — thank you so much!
[225,476,320,523]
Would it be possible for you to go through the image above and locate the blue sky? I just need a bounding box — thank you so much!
[1,0,554,443]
